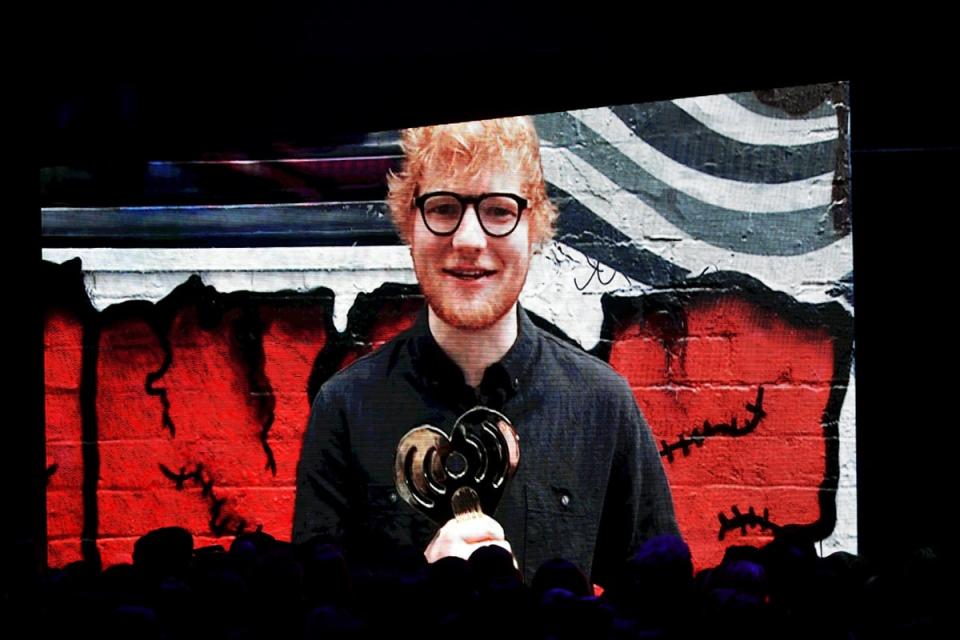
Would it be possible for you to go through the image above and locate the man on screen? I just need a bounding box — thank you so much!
[292,116,679,586]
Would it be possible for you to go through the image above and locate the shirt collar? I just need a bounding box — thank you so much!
[409,303,537,403]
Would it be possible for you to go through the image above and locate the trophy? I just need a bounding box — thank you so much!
[394,406,520,523]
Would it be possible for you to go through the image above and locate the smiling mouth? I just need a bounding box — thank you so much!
[443,268,497,280]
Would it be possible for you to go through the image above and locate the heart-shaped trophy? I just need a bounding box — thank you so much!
[394,406,520,523]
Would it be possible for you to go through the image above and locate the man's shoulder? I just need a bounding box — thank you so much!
[314,329,412,402]
[531,321,631,394]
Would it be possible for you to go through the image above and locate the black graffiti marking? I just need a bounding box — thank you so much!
[660,386,766,462]
[554,243,623,290]
[159,462,251,537]
[574,256,631,291]
[159,463,197,491]
[697,265,719,278]
[46,463,58,485]
[718,505,781,541]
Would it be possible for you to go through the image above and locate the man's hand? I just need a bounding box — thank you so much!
[424,514,514,563]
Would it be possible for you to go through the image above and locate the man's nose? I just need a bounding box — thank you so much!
[451,205,487,250]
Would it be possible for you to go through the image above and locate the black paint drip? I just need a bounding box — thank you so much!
[232,306,277,476]
[140,276,281,474]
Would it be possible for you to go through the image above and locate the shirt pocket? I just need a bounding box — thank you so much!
[524,483,595,576]
[365,483,435,549]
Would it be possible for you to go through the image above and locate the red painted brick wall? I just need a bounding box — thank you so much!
[43,268,851,571]
[609,295,838,568]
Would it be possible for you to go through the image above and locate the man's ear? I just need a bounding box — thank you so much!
[404,215,417,249]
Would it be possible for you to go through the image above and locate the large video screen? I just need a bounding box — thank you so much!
[42,82,854,573]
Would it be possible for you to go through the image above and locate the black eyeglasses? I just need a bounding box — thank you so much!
[413,191,528,237]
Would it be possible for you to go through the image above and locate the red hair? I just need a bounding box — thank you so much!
[386,116,557,247]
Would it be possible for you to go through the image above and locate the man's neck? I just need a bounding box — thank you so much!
[427,303,519,388]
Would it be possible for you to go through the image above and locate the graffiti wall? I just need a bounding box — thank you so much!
[42,82,854,571]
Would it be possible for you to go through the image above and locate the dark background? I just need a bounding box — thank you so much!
[24,7,955,578]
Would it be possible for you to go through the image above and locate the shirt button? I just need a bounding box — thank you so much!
[560,494,570,507]
[389,492,398,504]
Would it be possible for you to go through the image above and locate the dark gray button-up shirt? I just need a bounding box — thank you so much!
[293,304,679,585]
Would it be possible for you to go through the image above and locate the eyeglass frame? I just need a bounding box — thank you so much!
[413,191,529,238]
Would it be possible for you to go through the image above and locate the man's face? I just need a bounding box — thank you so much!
[410,157,533,331]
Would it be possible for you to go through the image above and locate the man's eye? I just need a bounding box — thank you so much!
[485,207,516,219]
[427,205,460,217]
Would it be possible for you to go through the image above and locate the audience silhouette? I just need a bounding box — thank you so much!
[12,526,944,639]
